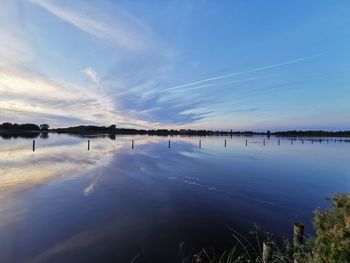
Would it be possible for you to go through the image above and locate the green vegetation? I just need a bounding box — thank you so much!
[311,194,350,263]
[188,194,350,263]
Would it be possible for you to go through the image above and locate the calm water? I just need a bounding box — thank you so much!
[0,134,349,263]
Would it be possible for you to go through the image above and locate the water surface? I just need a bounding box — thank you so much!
[0,134,349,262]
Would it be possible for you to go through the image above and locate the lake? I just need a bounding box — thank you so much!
[0,134,349,263]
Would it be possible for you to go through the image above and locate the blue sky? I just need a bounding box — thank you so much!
[1,0,350,130]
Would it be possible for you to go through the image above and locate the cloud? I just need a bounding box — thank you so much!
[107,55,318,127]
[0,28,32,66]
[0,0,32,66]
[82,67,99,83]
[164,55,321,92]
[229,107,260,113]
[28,0,170,55]
[0,67,154,128]
[0,1,325,129]
[105,75,211,125]
[83,171,102,196]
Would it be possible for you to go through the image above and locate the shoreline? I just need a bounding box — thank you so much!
[1,128,350,137]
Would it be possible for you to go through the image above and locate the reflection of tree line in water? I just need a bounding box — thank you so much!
[0,132,48,140]
[0,132,119,140]
[2,133,350,145]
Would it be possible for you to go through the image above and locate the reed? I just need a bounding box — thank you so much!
[177,194,350,263]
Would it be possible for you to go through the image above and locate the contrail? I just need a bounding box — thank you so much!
[164,54,321,91]
[166,77,257,93]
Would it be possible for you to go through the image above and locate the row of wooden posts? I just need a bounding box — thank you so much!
[263,222,304,263]
[30,138,343,151]
[31,139,202,151]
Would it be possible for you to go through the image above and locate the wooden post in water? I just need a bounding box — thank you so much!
[245,139,248,147]
[263,139,265,146]
[302,139,304,144]
[132,139,134,149]
[224,139,226,147]
[199,139,201,148]
[291,139,293,145]
[278,139,280,145]
[88,140,90,151]
[32,140,35,152]
[262,241,273,263]
[293,222,304,263]
[311,139,314,144]
[168,140,171,148]
[293,222,304,247]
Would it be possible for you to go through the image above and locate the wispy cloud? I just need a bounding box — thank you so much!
[0,28,32,66]
[28,0,170,55]
[104,55,321,127]
[0,67,154,127]
[0,0,32,66]
[1,1,331,130]
[82,67,99,83]
[164,55,321,92]
[0,1,166,127]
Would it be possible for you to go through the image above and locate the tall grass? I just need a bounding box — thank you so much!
[183,194,350,263]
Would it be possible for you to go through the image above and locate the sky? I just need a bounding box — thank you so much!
[1,0,350,131]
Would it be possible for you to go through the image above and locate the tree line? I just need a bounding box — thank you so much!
[0,122,49,131]
[1,122,350,137]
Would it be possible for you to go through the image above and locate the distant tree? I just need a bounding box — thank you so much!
[1,122,13,129]
[40,124,50,131]
[108,124,116,130]
[19,123,40,131]
[267,130,271,138]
